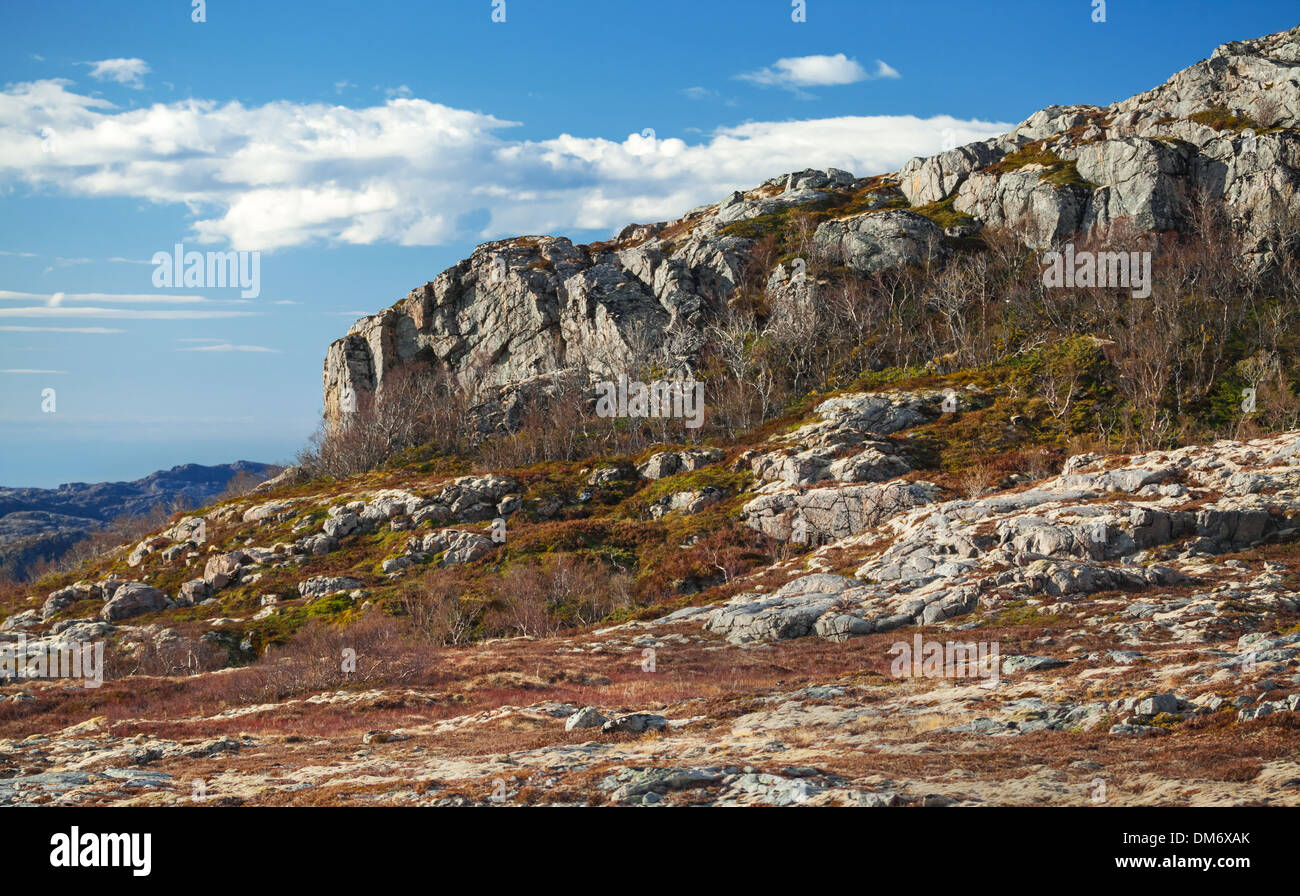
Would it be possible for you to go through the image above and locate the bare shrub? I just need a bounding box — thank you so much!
[488,555,633,636]
[255,612,436,699]
[398,570,485,646]
[299,362,476,478]
[955,458,999,497]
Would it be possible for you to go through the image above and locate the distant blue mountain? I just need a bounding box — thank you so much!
[0,461,281,581]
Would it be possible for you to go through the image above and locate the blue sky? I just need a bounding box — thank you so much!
[1,0,1296,487]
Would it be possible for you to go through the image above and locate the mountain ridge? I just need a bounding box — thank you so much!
[0,461,282,581]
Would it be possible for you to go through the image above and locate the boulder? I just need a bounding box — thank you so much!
[242,500,297,523]
[177,579,211,607]
[203,551,248,590]
[298,576,364,599]
[601,713,669,735]
[41,582,100,621]
[100,583,171,622]
[412,529,496,566]
[565,707,609,731]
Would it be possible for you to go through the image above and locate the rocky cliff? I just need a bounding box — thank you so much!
[323,25,1300,424]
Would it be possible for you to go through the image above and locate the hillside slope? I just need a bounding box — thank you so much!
[2,428,1299,805]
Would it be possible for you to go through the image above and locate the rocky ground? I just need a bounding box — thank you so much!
[2,423,1298,806]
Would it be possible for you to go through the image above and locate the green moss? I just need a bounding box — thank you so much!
[836,187,908,217]
[304,593,355,619]
[1187,106,1259,132]
[987,144,1065,175]
[846,365,931,392]
[993,600,1064,626]
[719,200,836,242]
[1148,711,1184,730]
[719,181,909,246]
[619,466,753,517]
[913,196,978,231]
[985,143,1096,190]
[1041,159,1094,188]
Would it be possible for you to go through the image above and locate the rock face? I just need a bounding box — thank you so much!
[321,233,740,422]
[812,209,949,274]
[322,26,1300,425]
[743,480,936,544]
[694,431,1300,645]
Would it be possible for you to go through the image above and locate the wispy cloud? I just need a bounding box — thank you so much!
[0,306,258,320]
[0,368,67,374]
[84,57,150,88]
[0,325,124,333]
[0,251,154,265]
[681,86,736,106]
[0,290,210,305]
[178,343,280,353]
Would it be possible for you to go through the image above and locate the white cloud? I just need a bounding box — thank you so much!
[737,54,899,95]
[739,54,874,89]
[0,79,1009,250]
[873,60,902,79]
[178,343,279,353]
[85,58,150,88]
[0,368,67,374]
